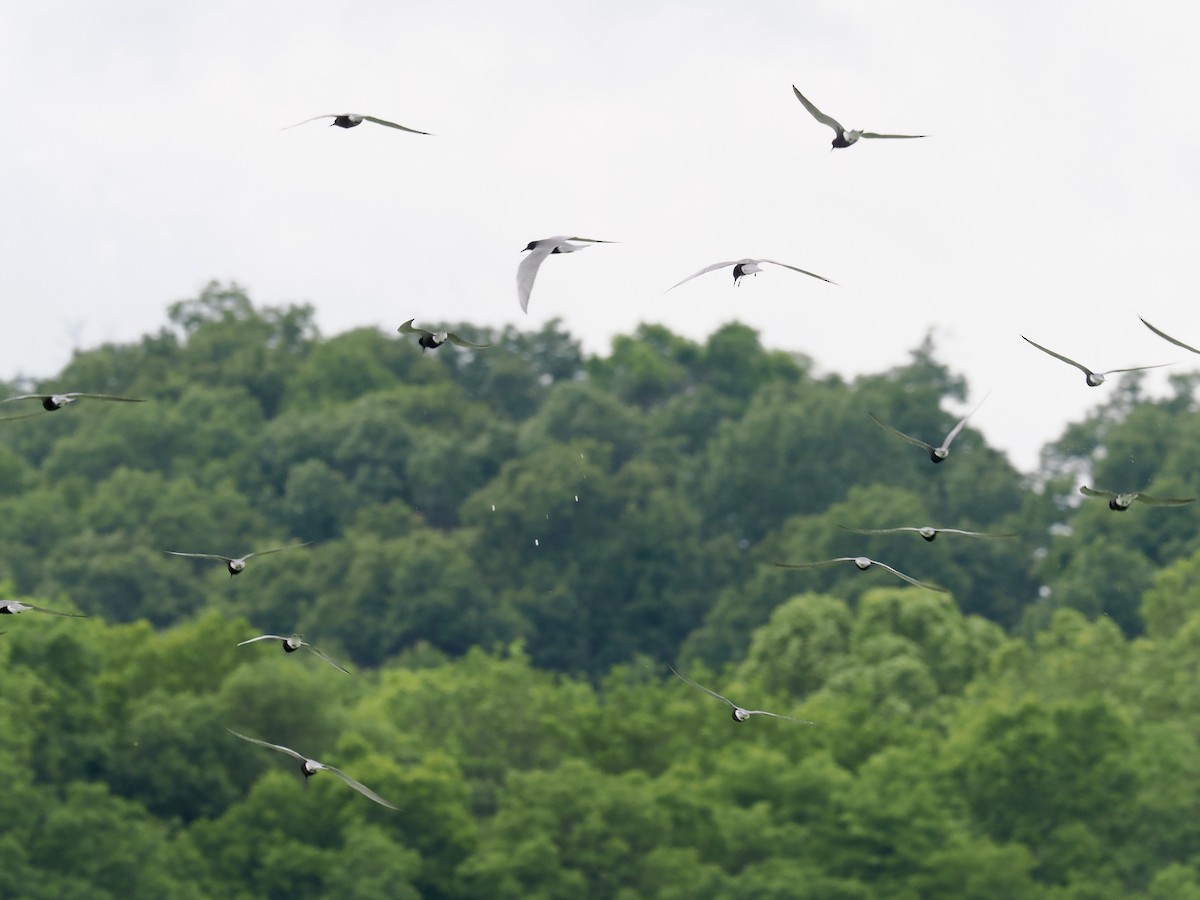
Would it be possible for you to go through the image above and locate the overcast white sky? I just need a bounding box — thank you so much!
[3,1,1199,471]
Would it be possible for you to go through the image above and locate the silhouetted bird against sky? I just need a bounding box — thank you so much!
[666,258,835,291]
[282,113,429,134]
[517,236,614,313]
[792,85,925,149]
[1021,336,1170,386]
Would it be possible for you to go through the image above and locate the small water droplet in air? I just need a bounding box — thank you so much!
[574,495,578,502]
[491,504,496,512]
[534,539,540,547]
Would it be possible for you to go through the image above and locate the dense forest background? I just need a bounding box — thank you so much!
[3,282,1200,898]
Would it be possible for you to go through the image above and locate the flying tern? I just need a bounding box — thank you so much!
[163,543,312,576]
[517,236,614,313]
[1,392,145,412]
[838,525,1017,543]
[868,394,987,464]
[1021,336,1170,386]
[0,600,86,617]
[238,634,351,675]
[397,319,489,351]
[226,729,397,809]
[669,667,812,724]
[1079,486,1195,511]
[666,258,834,291]
[792,85,925,150]
[282,114,429,134]
[774,556,946,592]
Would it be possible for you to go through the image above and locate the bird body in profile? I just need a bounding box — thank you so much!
[838,525,1017,543]
[238,633,352,674]
[226,729,397,808]
[1021,336,1170,386]
[397,319,489,351]
[869,394,987,464]
[1,392,145,412]
[1079,486,1196,511]
[163,543,312,576]
[669,667,812,724]
[0,600,86,617]
[791,85,925,149]
[666,258,835,291]
[775,556,946,592]
[282,114,429,134]
[517,236,614,313]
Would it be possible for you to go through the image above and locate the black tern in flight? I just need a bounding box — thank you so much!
[1,392,145,412]
[1139,317,1200,355]
[0,600,86,617]
[1021,336,1170,386]
[238,634,351,675]
[838,525,1017,543]
[282,114,429,135]
[775,556,946,592]
[869,395,986,464]
[1079,486,1196,511]
[517,236,614,313]
[792,85,925,150]
[666,258,835,291]
[397,319,489,351]
[164,543,312,576]
[226,729,397,809]
[669,667,812,724]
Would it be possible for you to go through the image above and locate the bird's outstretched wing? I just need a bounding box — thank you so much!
[305,644,353,675]
[281,115,337,130]
[665,261,738,292]
[0,394,49,404]
[669,666,736,708]
[446,332,490,349]
[28,603,87,617]
[164,551,234,562]
[942,393,989,449]
[244,542,313,561]
[773,558,852,570]
[871,561,947,592]
[1021,336,1093,375]
[791,86,845,133]
[325,765,399,809]
[226,729,308,762]
[1140,317,1200,354]
[1098,363,1173,376]
[760,260,836,284]
[861,132,926,140]
[517,245,556,313]
[837,525,918,535]
[1134,493,1196,507]
[868,413,936,452]
[934,528,1018,538]
[397,319,427,337]
[237,634,287,646]
[361,115,429,135]
[66,393,146,402]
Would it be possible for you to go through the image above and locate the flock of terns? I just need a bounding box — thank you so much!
[3,83,1200,803]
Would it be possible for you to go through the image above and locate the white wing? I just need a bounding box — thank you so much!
[63,393,146,403]
[361,115,429,135]
[870,561,947,592]
[517,243,557,313]
[243,542,312,561]
[226,729,308,762]
[281,115,337,130]
[774,558,856,570]
[669,666,737,709]
[941,393,989,450]
[759,260,836,285]
[860,132,926,140]
[397,319,429,337]
[791,86,845,133]
[665,261,738,292]
[868,413,936,452]
[237,634,287,646]
[164,550,235,563]
[1021,336,1093,375]
[445,332,490,349]
[1140,317,1200,354]
[304,644,353,675]
[325,766,398,809]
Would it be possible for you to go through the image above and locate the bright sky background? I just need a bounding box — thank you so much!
[4,1,1199,472]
